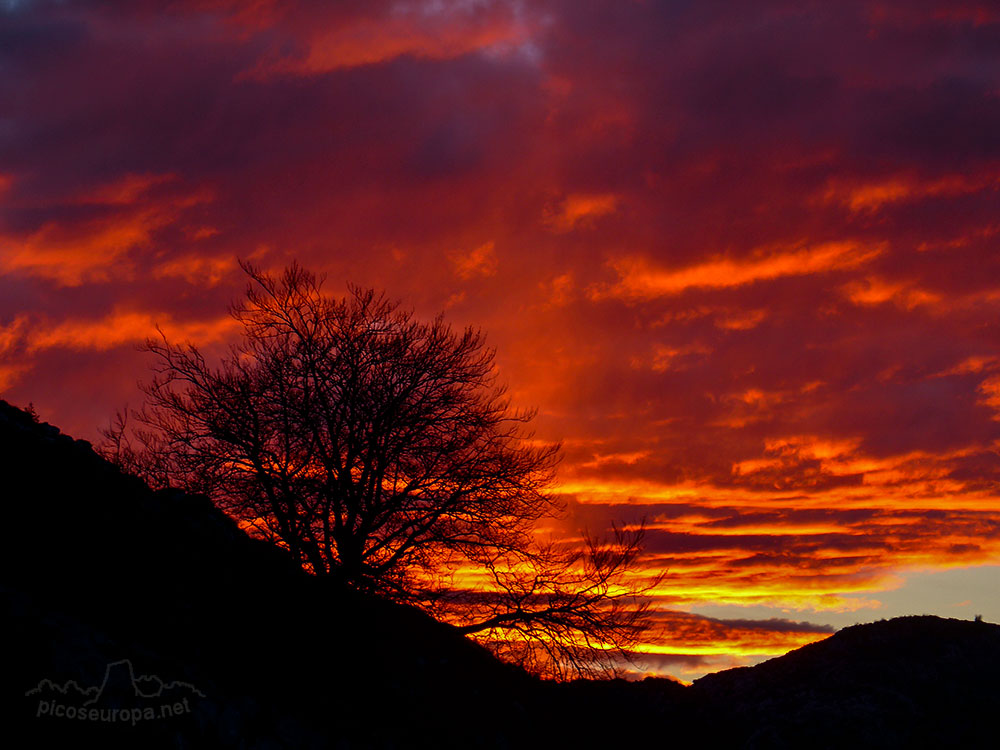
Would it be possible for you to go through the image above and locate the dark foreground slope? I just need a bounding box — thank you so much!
[2,399,999,749]
[0,400,535,748]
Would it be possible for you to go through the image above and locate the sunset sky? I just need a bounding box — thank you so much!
[2,0,1000,681]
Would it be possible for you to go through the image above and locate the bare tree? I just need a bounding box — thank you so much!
[103,261,656,677]
[449,522,656,679]
[99,407,175,489]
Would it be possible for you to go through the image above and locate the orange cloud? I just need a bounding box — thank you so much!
[545,193,619,231]
[977,375,1000,419]
[0,363,27,391]
[152,254,236,286]
[550,429,1000,624]
[647,342,712,373]
[579,450,653,469]
[7,310,238,354]
[598,241,880,299]
[0,314,27,356]
[715,309,767,330]
[635,612,832,658]
[823,172,998,212]
[450,241,498,280]
[0,174,210,286]
[937,356,999,377]
[80,173,176,206]
[1,212,160,286]
[842,276,941,310]
[249,4,535,76]
[539,272,575,307]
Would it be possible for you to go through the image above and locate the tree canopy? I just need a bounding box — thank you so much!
[102,262,656,678]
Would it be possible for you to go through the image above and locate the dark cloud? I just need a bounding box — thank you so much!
[680,615,835,635]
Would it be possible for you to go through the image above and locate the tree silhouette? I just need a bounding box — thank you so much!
[101,262,656,677]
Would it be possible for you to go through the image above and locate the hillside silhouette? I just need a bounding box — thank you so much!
[1,399,533,747]
[691,615,1000,747]
[3,399,999,748]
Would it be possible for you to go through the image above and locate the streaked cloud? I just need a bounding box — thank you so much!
[0,173,210,286]
[597,242,881,300]
[236,0,541,77]
[545,193,618,232]
[823,171,999,213]
[1,309,237,355]
[451,240,498,279]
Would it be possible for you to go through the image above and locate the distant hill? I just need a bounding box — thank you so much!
[2,399,998,748]
[691,615,1000,747]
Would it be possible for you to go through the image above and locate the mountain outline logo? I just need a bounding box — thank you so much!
[27,659,205,725]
